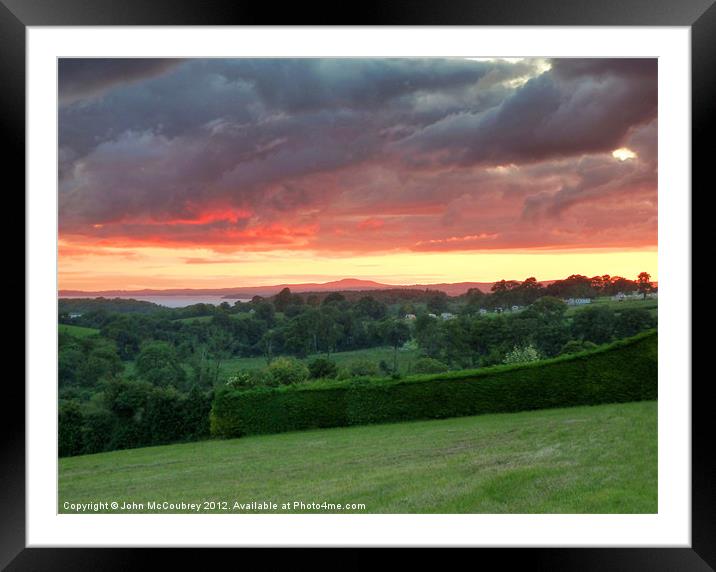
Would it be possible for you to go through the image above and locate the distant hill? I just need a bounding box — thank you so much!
[59,278,510,298]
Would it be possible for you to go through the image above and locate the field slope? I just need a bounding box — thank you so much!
[59,400,657,514]
[58,324,100,338]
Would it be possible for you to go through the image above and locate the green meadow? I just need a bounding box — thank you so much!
[59,400,657,514]
[58,324,100,338]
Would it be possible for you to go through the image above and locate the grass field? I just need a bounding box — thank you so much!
[565,297,658,317]
[123,345,422,381]
[217,346,422,375]
[58,324,100,338]
[59,400,657,514]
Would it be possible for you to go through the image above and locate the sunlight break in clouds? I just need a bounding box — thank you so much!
[612,147,638,161]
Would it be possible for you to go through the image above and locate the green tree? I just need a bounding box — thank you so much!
[615,308,656,338]
[414,313,441,358]
[135,341,187,388]
[340,358,379,378]
[58,401,85,457]
[322,292,346,305]
[571,305,616,344]
[355,296,387,320]
[380,318,411,373]
[317,306,342,358]
[267,357,310,386]
[637,272,653,299]
[273,287,302,312]
[426,293,449,314]
[68,337,124,388]
[308,357,338,379]
[522,296,570,357]
[413,357,449,374]
[254,301,276,326]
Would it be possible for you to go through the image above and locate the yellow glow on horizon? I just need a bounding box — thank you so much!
[58,244,658,291]
[612,147,637,161]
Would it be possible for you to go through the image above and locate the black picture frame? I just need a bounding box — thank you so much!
[6,0,710,567]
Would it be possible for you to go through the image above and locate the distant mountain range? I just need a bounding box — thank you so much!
[60,277,529,298]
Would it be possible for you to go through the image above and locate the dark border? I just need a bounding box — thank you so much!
[7,0,710,568]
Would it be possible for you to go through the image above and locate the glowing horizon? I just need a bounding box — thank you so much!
[58,245,657,291]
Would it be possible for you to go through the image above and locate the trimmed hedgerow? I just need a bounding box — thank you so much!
[210,330,657,438]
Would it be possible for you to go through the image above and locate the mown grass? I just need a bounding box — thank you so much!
[59,400,657,514]
[58,324,100,338]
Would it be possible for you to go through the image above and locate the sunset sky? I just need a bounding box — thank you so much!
[58,58,657,291]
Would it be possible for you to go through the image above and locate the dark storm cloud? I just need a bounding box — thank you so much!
[58,58,657,252]
[396,58,657,167]
[521,120,657,220]
[219,58,499,112]
[59,58,187,105]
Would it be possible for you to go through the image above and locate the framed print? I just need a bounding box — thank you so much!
[6,0,711,567]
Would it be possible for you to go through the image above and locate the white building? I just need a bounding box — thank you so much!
[440,312,455,320]
[404,313,417,321]
[565,298,592,306]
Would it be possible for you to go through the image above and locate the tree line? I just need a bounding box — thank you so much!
[58,272,656,456]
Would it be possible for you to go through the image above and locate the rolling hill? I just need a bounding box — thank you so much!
[59,277,551,298]
[59,401,657,514]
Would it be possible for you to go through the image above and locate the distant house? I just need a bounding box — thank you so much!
[427,313,438,319]
[404,313,417,321]
[511,305,522,312]
[440,312,455,320]
[647,292,658,299]
[478,308,488,315]
[68,312,82,319]
[248,308,256,314]
[565,298,591,306]
[613,292,627,301]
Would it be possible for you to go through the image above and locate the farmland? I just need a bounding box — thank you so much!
[564,296,658,317]
[58,277,658,459]
[58,324,100,338]
[59,400,657,514]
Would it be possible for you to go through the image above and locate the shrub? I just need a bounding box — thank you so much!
[572,305,616,344]
[58,385,214,457]
[58,401,84,457]
[560,339,598,355]
[211,331,657,438]
[267,356,310,386]
[503,344,541,365]
[308,357,338,379]
[615,308,656,339]
[413,357,449,374]
[340,359,379,378]
[226,371,263,389]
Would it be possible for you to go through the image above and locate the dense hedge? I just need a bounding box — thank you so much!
[59,386,213,457]
[211,330,657,438]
